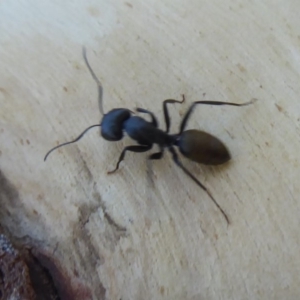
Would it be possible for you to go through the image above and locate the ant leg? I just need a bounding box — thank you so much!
[149,152,164,160]
[149,147,164,160]
[168,147,230,225]
[179,98,257,134]
[108,145,152,174]
[136,108,158,127]
[163,95,185,133]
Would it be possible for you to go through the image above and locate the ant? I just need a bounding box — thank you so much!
[44,47,256,225]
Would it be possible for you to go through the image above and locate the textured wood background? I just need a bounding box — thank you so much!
[1,0,300,299]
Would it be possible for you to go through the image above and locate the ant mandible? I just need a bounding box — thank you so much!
[44,47,256,225]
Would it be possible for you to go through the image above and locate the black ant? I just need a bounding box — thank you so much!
[44,47,256,225]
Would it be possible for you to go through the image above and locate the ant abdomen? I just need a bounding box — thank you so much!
[177,130,231,165]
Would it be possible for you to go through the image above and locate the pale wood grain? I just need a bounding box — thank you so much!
[1,0,300,299]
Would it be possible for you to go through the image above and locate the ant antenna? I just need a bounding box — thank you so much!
[82,47,104,115]
[44,124,101,161]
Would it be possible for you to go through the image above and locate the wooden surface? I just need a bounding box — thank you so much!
[1,0,300,299]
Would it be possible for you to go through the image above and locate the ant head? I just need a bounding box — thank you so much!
[100,108,131,141]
